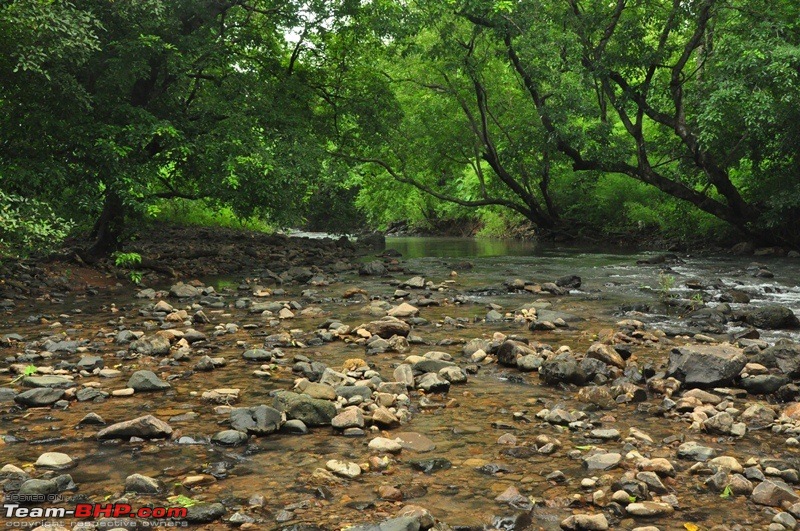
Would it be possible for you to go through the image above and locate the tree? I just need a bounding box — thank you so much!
[0,0,333,258]
[324,0,800,244]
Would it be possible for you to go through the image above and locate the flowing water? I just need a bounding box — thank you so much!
[1,237,799,530]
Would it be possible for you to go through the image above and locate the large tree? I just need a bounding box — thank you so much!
[326,0,800,244]
[0,0,334,258]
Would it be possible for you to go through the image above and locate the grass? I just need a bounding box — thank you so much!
[149,199,274,233]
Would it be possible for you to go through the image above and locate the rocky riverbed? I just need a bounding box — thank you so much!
[1,235,800,531]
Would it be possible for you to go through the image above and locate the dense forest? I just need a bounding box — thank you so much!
[1,0,799,258]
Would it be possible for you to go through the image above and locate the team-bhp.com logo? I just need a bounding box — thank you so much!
[4,503,188,519]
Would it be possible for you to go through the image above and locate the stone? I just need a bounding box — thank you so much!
[272,391,336,426]
[35,452,73,469]
[372,407,400,427]
[388,303,419,318]
[751,479,800,506]
[211,430,249,446]
[282,419,308,434]
[77,356,104,371]
[332,407,365,429]
[583,453,622,471]
[539,353,585,386]
[125,474,160,494]
[667,344,747,388]
[560,513,609,530]
[359,260,387,276]
[369,437,403,453]
[409,457,451,474]
[79,412,105,425]
[18,479,59,497]
[677,441,716,462]
[743,305,800,330]
[201,388,240,404]
[741,404,776,429]
[626,502,674,516]
[15,388,64,407]
[326,459,361,478]
[22,375,75,389]
[760,341,800,376]
[416,373,450,393]
[496,340,537,367]
[586,343,626,369]
[577,385,616,409]
[242,349,272,361]
[185,502,225,523]
[130,334,171,356]
[230,405,283,435]
[393,365,414,387]
[703,412,735,434]
[439,366,467,383]
[170,283,201,298]
[296,381,337,401]
[127,370,170,392]
[395,432,436,452]
[96,415,173,440]
[366,317,411,338]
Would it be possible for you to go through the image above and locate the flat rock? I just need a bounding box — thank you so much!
[35,452,73,469]
[394,432,436,452]
[230,405,283,435]
[326,459,361,478]
[667,344,746,388]
[127,370,171,392]
[96,415,173,440]
[751,479,800,506]
[626,502,674,516]
[560,513,609,530]
[15,388,64,407]
[583,452,622,471]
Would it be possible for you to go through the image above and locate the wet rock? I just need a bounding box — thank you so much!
[626,501,674,516]
[741,375,790,395]
[416,373,450,393]
[130,334,171,356]
[185,502,226,522]
[741,404,776,429]
[539,353,586,386]
[77,356,104,371]
[666,344,746,388]
[394,432,436,452]
[369,437,403,453]
[326,459,361,478]
[586,343,626,369]
[409,457,451,474]
[758,341,800,376]
[555,275,582,289]
[677,441,717,462]
[170,282,202,298]
[125,473,160,493]
[22,375,75,389]
[412,358,455,373]
[496,340,537,367]
[332,407,365,429]
[35,452,73,469]
[282,419,308,434]
[583,452,622,471]
[366,317,411,338]
[751,479,800,506]
[96,415,173,440]
[243,348,272,361]
[347,516,420,531]
[79,412,105,425]
[388,303,419,318]
[560,513,609,530]
[127,370,170,392]
[230,405,283,435]
[15,388,65,407]
[272,391,336,426]
[211,430,249,446]
[742,305,800,330]
[359,261,387,276]
[18,479,59,497]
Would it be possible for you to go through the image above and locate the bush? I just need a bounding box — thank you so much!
[0,189,74,259]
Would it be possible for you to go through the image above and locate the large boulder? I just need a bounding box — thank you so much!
[272,391,336,426]
[742,305,800,330]
[667,345,747,388]
[755,340,800,376]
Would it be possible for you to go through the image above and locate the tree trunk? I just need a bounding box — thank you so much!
[84,189,124,262]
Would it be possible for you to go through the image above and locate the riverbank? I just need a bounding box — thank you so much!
[1,229,800,530]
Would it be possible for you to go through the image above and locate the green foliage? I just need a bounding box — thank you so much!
[167,495,199,508]
[10,364,37,384]
[150,199,274,234]
[657,272,676,300]
[112,252,143,284]
[0,189,74,259]
[720,484,733,499]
